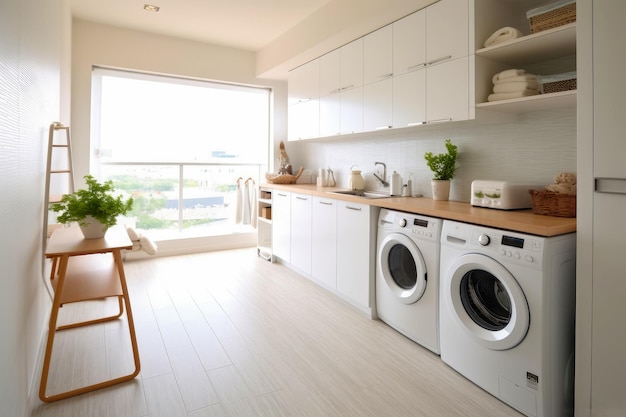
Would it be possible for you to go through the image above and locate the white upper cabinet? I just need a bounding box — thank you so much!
[340,39,364,92]
[319,48,341,96]
[288,59,319,105]
[393,9,427,77]
[393,69,427,127]
[364,78,393,131]
[427,56,470,123]
[426,0,470,64]
[364,25,393,85]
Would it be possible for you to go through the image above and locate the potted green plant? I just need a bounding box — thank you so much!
[50,175,134,238]
[424,138,458,200]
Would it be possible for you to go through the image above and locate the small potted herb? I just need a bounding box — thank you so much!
[50,175,134,238]
[424,139,458,200]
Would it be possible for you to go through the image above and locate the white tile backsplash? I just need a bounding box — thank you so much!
[293,108,576,201]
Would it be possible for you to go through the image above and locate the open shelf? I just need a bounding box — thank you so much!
[476,23,576,66]
[476,90,576,114]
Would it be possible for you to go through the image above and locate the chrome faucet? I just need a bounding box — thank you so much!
[373,162,389,187]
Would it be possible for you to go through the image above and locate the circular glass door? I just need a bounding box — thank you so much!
[378,233,427,304]
[445,253,529,350]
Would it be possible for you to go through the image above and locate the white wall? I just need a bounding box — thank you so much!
[0,0,71,415]
[291,108,576,200]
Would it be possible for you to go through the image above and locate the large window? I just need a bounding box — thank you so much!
[90,67,271,242]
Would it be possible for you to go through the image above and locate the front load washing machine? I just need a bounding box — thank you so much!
[376,209,441,354]
[439,220,576,417]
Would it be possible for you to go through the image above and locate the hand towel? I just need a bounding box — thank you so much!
[235,180,243,224]
[242,180,251,225]
[484,27,523,48]
[493,74,538,84]
[249,184,258,228]
[488,91,540,102]
[493,81,539,93]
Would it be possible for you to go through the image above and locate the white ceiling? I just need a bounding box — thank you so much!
[71,0,334,51]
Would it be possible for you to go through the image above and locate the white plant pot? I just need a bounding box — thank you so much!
[431,180,451,201]
[79,215,109,239]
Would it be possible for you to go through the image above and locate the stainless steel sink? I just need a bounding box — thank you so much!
[330,190,391,199]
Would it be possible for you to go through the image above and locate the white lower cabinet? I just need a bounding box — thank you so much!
[272,191,291,262]
[336,200,378,314]
[290,193,312,274]
[311,196,337,290]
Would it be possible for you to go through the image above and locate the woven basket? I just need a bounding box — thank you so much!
[265,166,304,184]
[529,189,576,217]
[528,2,576,33]
[542,78,577,94]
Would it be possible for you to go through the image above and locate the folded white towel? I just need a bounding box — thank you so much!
[488,91,540,102]
[493,74,538,84]
[139,235,158,255]
[492,69,525,83]
[484,27,524,48]
[493,81,539,93]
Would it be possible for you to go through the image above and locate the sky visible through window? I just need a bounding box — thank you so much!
[98,72,270,164]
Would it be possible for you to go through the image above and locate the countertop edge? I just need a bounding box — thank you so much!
[259,183,576,237]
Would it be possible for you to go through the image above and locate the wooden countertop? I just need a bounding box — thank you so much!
[261,183,576,237]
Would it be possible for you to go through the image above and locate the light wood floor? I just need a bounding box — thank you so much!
[31,248,523,417]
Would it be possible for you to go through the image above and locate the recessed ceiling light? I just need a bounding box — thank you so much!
[144,4,160,12]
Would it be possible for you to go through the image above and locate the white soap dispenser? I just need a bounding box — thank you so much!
[390,171,402,196]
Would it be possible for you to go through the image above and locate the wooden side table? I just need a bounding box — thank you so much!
[40,225,140,402]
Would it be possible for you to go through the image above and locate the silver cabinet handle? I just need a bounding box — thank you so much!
[408,63,427,71]
[427,55,452,66]
[427,118,452,124]
[375,126,392,130]
[296,196,308,200]
[596,178,626,195]
[277,193,288,197]
[319,201,334,206]
[345,206,362,211]
[407,121,426,127]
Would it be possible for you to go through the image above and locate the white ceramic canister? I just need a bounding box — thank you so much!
[349,165,365,190]
[390,171,402,196]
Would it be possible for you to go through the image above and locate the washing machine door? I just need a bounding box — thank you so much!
[444,253,530,350]
[378,233,427,305]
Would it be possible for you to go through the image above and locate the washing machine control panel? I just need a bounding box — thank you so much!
[395,215,440,242]
[469,229,544,265]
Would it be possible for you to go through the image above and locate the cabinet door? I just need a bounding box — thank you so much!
[364,78,393,131]
[426,0,469,64]
[340,38,364,90]
[272,191,291,262]
[319,93,341,137]
[340,86,364,135]
[426,57,469,123]
[288,99,319,141]
[288,59,319,106]
[311,197,337,289]
[336,201,370,308]
[393,69,426,128]
[319,49,341,96]
[393,10,426,77]
[364,25,393,85]
[290,193,312,274]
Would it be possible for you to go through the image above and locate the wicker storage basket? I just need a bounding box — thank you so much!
[527,1,576,33]
[529,189,576,217]
[540,71,577,94]
[265,166,304,184]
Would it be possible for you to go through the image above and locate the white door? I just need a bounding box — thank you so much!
[311,196,337,289]
[272,191,291,262]
[443,253,530,351]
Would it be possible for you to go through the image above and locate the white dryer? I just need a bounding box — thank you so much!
[439,220,576,417]
[376,209,441,354]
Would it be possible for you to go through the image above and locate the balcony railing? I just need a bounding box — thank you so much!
[99,162,264,240]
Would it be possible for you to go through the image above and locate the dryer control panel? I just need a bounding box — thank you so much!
[469,228,544,266]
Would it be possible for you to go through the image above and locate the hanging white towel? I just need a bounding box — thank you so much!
[235,179,243,224]
[249,183,258,228]
[242,180,251,225]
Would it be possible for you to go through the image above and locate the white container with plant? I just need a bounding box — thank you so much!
[50,175,134,238]
[424,139,458,201]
